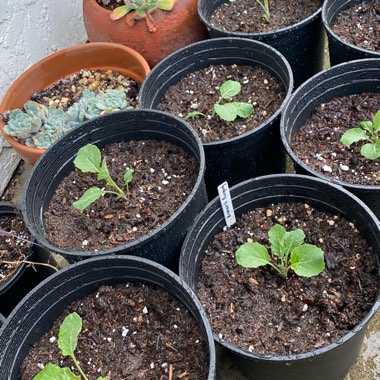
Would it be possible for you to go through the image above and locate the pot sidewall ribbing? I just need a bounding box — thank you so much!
[322,0,380,66]
[179,174,380,380]
[22,109,207,269]
[0,255,216,379]
[139,37,293,198]
[197,0,324,88]
[280,58,380,218]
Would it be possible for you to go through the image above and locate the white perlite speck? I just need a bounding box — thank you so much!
[322,165,333,173]
[339,164,349,171]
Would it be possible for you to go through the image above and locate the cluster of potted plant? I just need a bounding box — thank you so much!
[1,1,380,379]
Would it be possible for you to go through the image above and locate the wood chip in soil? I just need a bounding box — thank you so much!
[21,283,210,379]
[197,202,378,356]
[0,212,31,284]
[157,64,285,143]
[210,0,322,33]
[291,92,380,185]
[332,0,380,52]
[43,140,198,251]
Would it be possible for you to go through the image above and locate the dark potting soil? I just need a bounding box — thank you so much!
[31,69,140,110]
[96,0,128,10]
[21,283,209,379]
[332,0,380,52]
[157,64,285,143]
[210,0,322,33]
[197,202,378,356]
[291,92,380,186]
[0,212,31,284]
[44,140,198,251]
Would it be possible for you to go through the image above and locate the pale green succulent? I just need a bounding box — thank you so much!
[4,89,131,150]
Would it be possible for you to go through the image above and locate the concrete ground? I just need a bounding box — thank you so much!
[2,161,379,380]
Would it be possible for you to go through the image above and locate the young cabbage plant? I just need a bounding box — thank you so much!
[256,0,270,22]
[236,224,325,279]
[340,110,380,160]
[73,144,134,211]
[184,80,254,122]
[33,312,107,380]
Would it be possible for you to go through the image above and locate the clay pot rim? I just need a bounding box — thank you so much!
[0,41,150,159]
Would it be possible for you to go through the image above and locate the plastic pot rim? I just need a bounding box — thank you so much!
[280,58,380,192]
[0,254,217,378]
[139,37,294,147]
[322,0,380,58]
[179,173,380,363]
[0,202,34,296]
[22,108,206,259]
[198,2,322,39]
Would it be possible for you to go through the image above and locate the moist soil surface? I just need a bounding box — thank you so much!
[0,211,31,284]
[197,202,378,356]
[291,92,380,186]
[44,140,198,252]
[96,0,129,10]
[157,64,285,143]
[332,0,380,52]
[210,0,322,33]
[21,283,209,379]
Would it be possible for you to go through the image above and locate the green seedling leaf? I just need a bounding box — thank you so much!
[58,312,82,358]
[98,159,110,182]
[97,378,108,380]
[290,244,325,277]
[340,128,368,146]
[33,364,80,380]
[74,144,101,173]
[236,242,271,268]
[110,5,135,20]
[233,102,254,118]
[268,224,286,257]
[373,110,380,131]
[360,120,374,134]
[124,168,134,186]
[73,187,103,211]
[283,229,305,255]
[158,0,175,10]
[361,141,380,160]
[183,111,206,121]
[220,80,241,99]
[214,103,239,122]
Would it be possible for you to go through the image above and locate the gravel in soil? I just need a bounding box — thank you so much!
[332,0,380,53]
[210,0,322,33]
[21,283,209,379]
[44,140,198,251]
[291,92,380,186]
[0,212,31,284]
[157,64,285,143]
[197,202,378,356]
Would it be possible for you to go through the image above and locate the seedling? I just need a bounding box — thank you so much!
[33,312,107,380]
[109,0,175,32]
[236,224,325,278]
[73,144,134,211]
[340,110,380,160]
[184,80,254,122]
[256,0,270,22]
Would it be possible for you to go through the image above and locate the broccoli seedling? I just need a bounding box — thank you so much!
[184,80,254,122]
[73,144,134,211]
[235,224,325,279]
[256,0,270,22]
[109,0,175,32]
[340,110,380,160]
[33,312,107,380]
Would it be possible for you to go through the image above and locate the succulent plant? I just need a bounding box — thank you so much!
[110,0,175,32]
[4,89,130,150]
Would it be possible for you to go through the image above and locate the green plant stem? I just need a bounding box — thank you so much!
[267,261,287,278]
[106,178,127,200]
[71,354,89,380]
[211,96,222,118]
[103,190,126,199]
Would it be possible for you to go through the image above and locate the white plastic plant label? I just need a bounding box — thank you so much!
[218,181,236,227]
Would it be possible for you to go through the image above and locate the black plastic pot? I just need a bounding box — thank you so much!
[323,0,380,66]
[0,313,5,328]
[139,37,293,199]
[179,174,380,380]
[23,109,207,268]
[197,0,324,88]
[281,58,380,218]
[0,255,217,379]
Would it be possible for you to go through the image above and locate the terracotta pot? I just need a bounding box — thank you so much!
[83,0,209,67]
[0,42,150,166]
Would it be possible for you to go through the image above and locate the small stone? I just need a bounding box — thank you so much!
[49,336,57,343]
[339,164,349,171]
[82,239,89,246]
[143,306,148,314]
[266,209,273,217]
[322,165,332,173]
[302,304,308,312]
[162,180,169,185]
